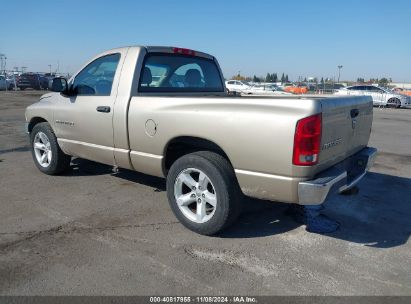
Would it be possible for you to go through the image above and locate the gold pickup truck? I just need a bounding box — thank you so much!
[25,46,377,235]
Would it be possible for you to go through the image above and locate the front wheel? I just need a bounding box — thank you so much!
[30,122,71,175]
[166,151,242,235]
[387,98,401,108]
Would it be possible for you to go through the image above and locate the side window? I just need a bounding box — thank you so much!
[73,53,120,96]
[138,54,224,93]
[352,86,363,91]
[227,81,235,85]
[370,87,383,92]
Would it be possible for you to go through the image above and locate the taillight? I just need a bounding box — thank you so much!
[293,113,322,166]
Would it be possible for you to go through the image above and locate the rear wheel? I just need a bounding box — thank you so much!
[30,122,71,175]
[166,151,242,235]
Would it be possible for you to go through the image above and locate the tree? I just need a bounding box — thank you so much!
[232,74,246,81]
[304,77,307,82]
[378,78,389,87]
[265,73,271,82]
[320,77,324,84]
[272,73,278,82]
[281,73,285,83]
[285,74,289,82]
[253,75,260,83]
[357,78,365,83]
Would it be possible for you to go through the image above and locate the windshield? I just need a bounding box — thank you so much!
[382,88,395,93]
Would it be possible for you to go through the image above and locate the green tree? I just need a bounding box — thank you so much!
[253,75,259,82]
[357,78,365,83]
[281,73,285,83]
[378,78,389,87]
[265,73,271,82]
[285,74,289,82]
[272,73,278,82]
[320,77,324,84]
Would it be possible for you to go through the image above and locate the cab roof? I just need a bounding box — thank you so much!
[105,46,214,60]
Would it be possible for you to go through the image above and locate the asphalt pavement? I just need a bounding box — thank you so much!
[0,91,410,295]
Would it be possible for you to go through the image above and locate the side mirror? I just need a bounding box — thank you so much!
[51,77,68,93]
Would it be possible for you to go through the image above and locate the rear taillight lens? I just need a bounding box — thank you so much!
[293,113,322,166]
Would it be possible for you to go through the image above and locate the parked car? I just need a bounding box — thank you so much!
[6,75,17,90]
[393,87,411,97]
[283,83,309,94]
[18,73,49,90]
[225,80,251,93]
[26,45,376,235]
[0,75,7,90]
[243,84,293,95]
[335,85,411,108]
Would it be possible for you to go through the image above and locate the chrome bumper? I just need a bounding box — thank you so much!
[298,147,377,205]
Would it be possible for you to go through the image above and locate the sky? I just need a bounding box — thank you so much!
[1,0,411,82]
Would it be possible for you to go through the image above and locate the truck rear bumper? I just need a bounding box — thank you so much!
[298,147,377,205]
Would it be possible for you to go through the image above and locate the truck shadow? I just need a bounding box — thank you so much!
[221,172,411,249]
[67,159,410,249]
[69,158,166,191]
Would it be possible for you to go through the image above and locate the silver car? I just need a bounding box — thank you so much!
[335,85,411,108]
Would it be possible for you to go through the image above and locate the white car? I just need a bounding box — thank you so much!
[243,84,293,95]
[335,85,411,108]
[225,80,251,93]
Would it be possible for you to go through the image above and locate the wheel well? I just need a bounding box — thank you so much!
[163,136,231,175]
[28,117,48,133]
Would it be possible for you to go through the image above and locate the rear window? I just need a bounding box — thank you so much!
[138,54,224,93]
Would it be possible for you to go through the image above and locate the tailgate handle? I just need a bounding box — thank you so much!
[350,109,359,118]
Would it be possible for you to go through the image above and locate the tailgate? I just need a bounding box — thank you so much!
[317,96,373,171]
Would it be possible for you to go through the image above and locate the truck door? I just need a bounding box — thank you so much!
[54,52,124,166]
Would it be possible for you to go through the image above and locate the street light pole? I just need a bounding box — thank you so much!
[337,65,343,83]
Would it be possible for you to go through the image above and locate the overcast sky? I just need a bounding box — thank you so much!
[1,0,410,82]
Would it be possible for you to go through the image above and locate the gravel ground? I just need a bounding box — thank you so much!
[0,91,410,295]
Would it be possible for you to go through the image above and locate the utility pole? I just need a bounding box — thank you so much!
[337,65,343,83]
[0,54,6,74]
[48,64,52,75]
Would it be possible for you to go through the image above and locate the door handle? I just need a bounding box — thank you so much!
[350,109,359,118]
[96,106,111,113]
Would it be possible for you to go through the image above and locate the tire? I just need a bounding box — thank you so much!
[30,122,71,175]
[166,151,242,235]
[387,98,401,108]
